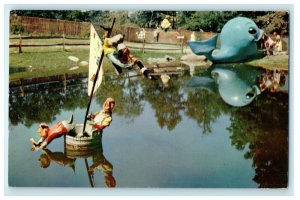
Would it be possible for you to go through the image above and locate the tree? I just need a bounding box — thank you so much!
[129,11,160,28]
[255,11,289,35]
[177,11,238,32]
[176,11,289,35]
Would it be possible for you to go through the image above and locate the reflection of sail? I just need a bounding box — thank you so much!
[88,24,103,96]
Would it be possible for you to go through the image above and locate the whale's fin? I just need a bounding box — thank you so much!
[187,34,218,56]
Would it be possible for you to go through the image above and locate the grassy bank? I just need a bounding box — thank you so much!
[9,46,183,81]
[9,44,289,81]
[9,47,89,80]
[246,54,289,70]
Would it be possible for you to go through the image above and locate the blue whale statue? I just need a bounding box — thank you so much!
[187,64,262,107]
[187,17,264,63]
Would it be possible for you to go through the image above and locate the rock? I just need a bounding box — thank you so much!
[69,66,79,71]
[78,61,89,67]
[68,56,79,63]
[180,54,206,61]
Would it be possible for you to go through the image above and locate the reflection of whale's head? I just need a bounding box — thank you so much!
[211,68,260,107]
[220,17,263,47]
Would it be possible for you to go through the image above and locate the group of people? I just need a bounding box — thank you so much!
[258,69,284,93]
[261,32,283,55]
[273,32,283,54]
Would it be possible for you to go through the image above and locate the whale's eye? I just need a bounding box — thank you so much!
[246,90,255,99]
[248,27,257,35]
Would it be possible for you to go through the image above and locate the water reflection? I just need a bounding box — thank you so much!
[228,92,288,187]
[9,63,288,188]
[9,79,88,127]
[36,137,115,187]
[95,76,144,122]
[87,148,116,187]
[187,64,288,107]
[38,148,76,170]
[66,138,116,188]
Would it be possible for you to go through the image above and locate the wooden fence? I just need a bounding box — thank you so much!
[10,16,90,37]
[10,16,214,43]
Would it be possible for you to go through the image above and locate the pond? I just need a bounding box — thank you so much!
[8,63,288,188]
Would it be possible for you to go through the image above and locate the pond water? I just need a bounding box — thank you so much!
[8,63,288,188]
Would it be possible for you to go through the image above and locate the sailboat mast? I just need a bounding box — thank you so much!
[82,18,116,133]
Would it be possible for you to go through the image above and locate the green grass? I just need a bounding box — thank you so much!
[246,54,289,70]
[9,47,89,80]
[9,46,183,81]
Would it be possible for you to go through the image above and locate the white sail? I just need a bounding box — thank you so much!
[88,24,104,96]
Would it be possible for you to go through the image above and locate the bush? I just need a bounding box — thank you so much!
[10,24,25,34]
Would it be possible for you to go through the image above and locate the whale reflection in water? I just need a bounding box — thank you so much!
[187,64,287,107]
[211,67,261,107]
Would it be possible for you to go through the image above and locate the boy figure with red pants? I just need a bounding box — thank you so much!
[30,115,74,150]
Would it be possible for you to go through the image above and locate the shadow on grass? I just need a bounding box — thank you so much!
[10,67,26,74]
[244,51,267,63]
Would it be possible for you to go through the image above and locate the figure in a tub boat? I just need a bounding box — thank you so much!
[77,97,115,138]
[30,97,115,150]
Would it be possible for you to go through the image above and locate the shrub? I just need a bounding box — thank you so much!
[10,24,25,34]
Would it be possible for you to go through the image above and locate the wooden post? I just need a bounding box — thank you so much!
[181,39,184,54]
[142,39,145,54]
[63,73,67,90]
[20,78,24,97]
[62,33,65,51]
[18,34,22,53]
[177,35,185,54]
[64,134,66,154]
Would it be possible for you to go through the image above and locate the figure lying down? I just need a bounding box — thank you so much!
[103,34,154,79]
[30,115,75,150]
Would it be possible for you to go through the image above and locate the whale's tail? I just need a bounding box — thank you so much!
[187,34,218,59]
[187,76,217,93]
